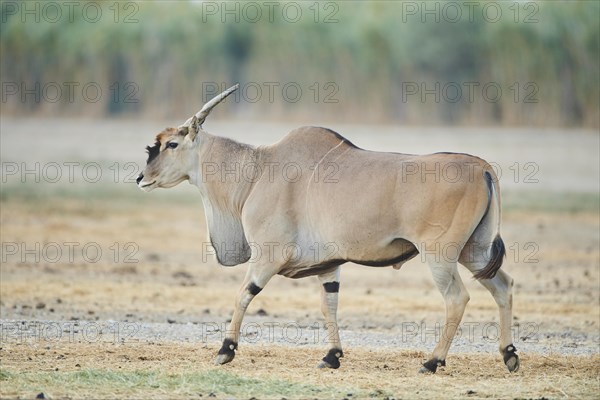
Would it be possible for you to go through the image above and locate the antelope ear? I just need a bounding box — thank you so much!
[185,116,199,141]
[178,126,189,136]
[177,116,199,141]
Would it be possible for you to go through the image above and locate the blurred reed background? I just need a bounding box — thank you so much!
[1,0,598,127]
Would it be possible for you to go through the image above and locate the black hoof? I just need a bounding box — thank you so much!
[419,358,445,374]
[503,344,520,372]
[215,339,237,365]
[318,348,343,369]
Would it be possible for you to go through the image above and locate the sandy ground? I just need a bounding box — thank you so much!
[0,118,599,399]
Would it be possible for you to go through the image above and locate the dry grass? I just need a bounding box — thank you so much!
[2,342,599,399]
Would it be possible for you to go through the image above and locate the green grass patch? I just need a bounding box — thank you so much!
[0,368,368,399]
[0,369,13,381]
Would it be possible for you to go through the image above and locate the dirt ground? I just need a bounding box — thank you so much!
[0,118,599,399]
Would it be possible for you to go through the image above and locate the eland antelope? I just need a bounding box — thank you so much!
[137,84,519,373]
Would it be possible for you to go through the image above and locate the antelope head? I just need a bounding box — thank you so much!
[137,84,239,191]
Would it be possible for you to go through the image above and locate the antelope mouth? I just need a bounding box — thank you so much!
[141,180,156,188]
[139,180,157,191]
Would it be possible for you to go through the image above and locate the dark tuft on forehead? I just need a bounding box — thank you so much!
[145,127,177,164]
[145,141,161,164]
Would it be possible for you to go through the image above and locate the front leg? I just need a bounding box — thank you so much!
[317,267,343,369]
[214,266,275,365]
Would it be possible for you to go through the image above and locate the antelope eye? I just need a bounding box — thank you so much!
[167,142,178,149]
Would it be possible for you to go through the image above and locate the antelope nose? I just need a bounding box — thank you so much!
[136,174,143,184]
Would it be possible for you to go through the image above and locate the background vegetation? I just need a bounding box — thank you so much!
[1,0,598,127]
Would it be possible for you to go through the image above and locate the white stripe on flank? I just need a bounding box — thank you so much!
[305,140,345,211]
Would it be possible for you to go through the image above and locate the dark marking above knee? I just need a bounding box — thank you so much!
[247,282,262,296]
[323,282,340,293]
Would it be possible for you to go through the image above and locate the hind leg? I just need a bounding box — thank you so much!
[317,267,343,369]
[420,255,470,373]
[460,249,520,372]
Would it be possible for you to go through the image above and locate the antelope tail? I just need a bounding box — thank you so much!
[473,171,506,280]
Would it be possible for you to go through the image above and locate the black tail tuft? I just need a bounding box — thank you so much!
[474,235,505,280]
